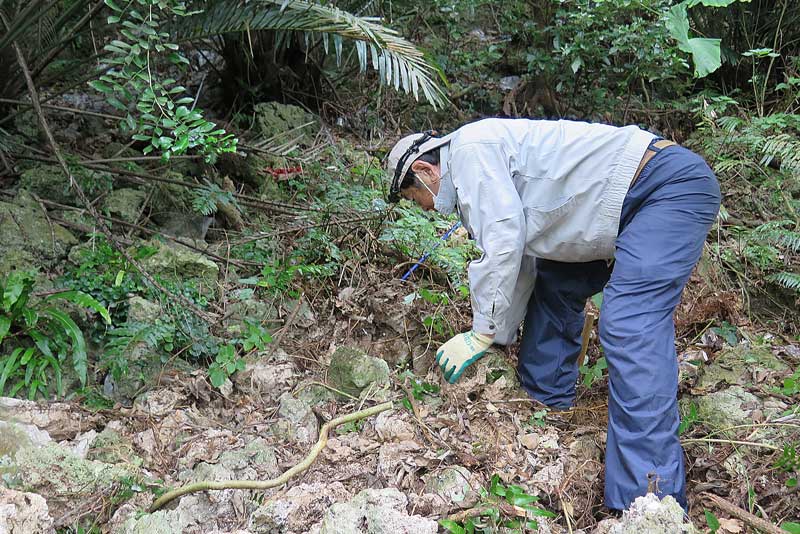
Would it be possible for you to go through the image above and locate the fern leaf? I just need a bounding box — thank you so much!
[170,0,448,109]
[767,272,800,292]
[753,220,800,253]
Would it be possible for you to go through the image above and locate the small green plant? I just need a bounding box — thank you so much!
[191,183,237,216]
[208,343,245,387]
[400,372,440,411]
[711,321,739,346]
[579,356,607,388]
[679,402,699,435]
[775,368,800,397]
[774,444,800,489]
[527,409,549,429]
[207,322,272,388]
[781,521,800,534]
[0,271,110,399]
[440,474,555,533]
[704,509,720,534]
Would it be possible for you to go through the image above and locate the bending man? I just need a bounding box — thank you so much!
[386,118,720,510]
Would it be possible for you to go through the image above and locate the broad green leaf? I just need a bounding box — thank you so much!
[0,347,23,394]
[0,316,10,345]
[20,347,35,365]
[665,4,690,48]
[782,522,800,534]
[687,38,722,77]
[2,272,26,311]
[43,308,87,387]
[705,510,720,532]
[47,291,111,324]
[104,0,122,12]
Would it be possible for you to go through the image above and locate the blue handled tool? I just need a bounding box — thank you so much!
[400,221,462,281]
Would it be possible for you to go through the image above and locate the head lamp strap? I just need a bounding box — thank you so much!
[389,130,438,202]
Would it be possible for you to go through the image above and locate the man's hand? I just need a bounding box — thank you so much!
[436,331,494,384]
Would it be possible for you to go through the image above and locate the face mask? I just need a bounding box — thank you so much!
[417,170,438,202]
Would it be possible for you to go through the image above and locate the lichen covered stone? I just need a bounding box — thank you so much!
[327,346,390,398]
[608,493,697,534]
[103,187,148,224]
[0,191,77,277]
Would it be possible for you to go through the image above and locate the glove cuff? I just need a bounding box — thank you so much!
[471,331,494,349]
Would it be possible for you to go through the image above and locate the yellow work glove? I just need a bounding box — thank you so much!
[436,331,494,384]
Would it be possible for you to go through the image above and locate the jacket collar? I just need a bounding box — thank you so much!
[434,142,457,215]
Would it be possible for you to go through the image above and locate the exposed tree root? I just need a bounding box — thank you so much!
[149,401,393,512]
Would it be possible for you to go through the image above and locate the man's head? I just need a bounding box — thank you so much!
[387,132,449,211]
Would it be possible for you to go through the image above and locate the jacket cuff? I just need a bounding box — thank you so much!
[473,312,497,336]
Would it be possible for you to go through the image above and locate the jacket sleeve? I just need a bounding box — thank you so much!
[450,142,526,335]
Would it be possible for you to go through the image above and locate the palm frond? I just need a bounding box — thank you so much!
[171,0,448,109]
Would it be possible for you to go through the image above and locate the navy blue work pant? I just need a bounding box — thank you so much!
[517,145,721,510]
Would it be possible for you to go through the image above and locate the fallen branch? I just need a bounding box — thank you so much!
[702,492,786,534]
[149,401,393,512]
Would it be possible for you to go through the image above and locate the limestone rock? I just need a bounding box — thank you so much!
[0,488,55,534]
[88,425,141,466]
[9,443,137,522]
[608,493,697,534]
[252,102,319,142]
[373,411,415,442]
[0,420,52,458]
[0,191,77,277]
[19,165,112,205]
[0,397,95,441]
[315,488,437,534]
[233,349,296,400]
[103,187,148,224]
[139,238,219,291]
[249,482,350,533]
[273,393,319,444]
[697,345,788,390]
[328,346,390,398]
[692,385,786,431]
[122,509,186,534]
[127,296,162,323]
[421,465,478,509]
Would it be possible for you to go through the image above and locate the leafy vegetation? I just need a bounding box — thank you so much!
[0,271,110,399]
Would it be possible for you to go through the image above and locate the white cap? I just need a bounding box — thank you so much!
[387,132,450,201]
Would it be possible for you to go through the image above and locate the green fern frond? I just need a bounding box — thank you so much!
[171,0,448,108]
[716,115,743,133]
[758,133,800,174]
[767,271,800,292]
[753,220,800,252]
[191,183,237,216]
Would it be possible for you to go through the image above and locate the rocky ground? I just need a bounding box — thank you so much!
[1,327,798,532]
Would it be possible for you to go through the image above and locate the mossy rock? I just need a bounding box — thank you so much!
[0,191,77,278]
[697,344,788,390]
[10,443,137,497]
[328,346,390,398]
[103,188,148,224]
[87,428,141,467]
[252,102,319,143]
[19,164,112,205]
[139,238,219,291]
